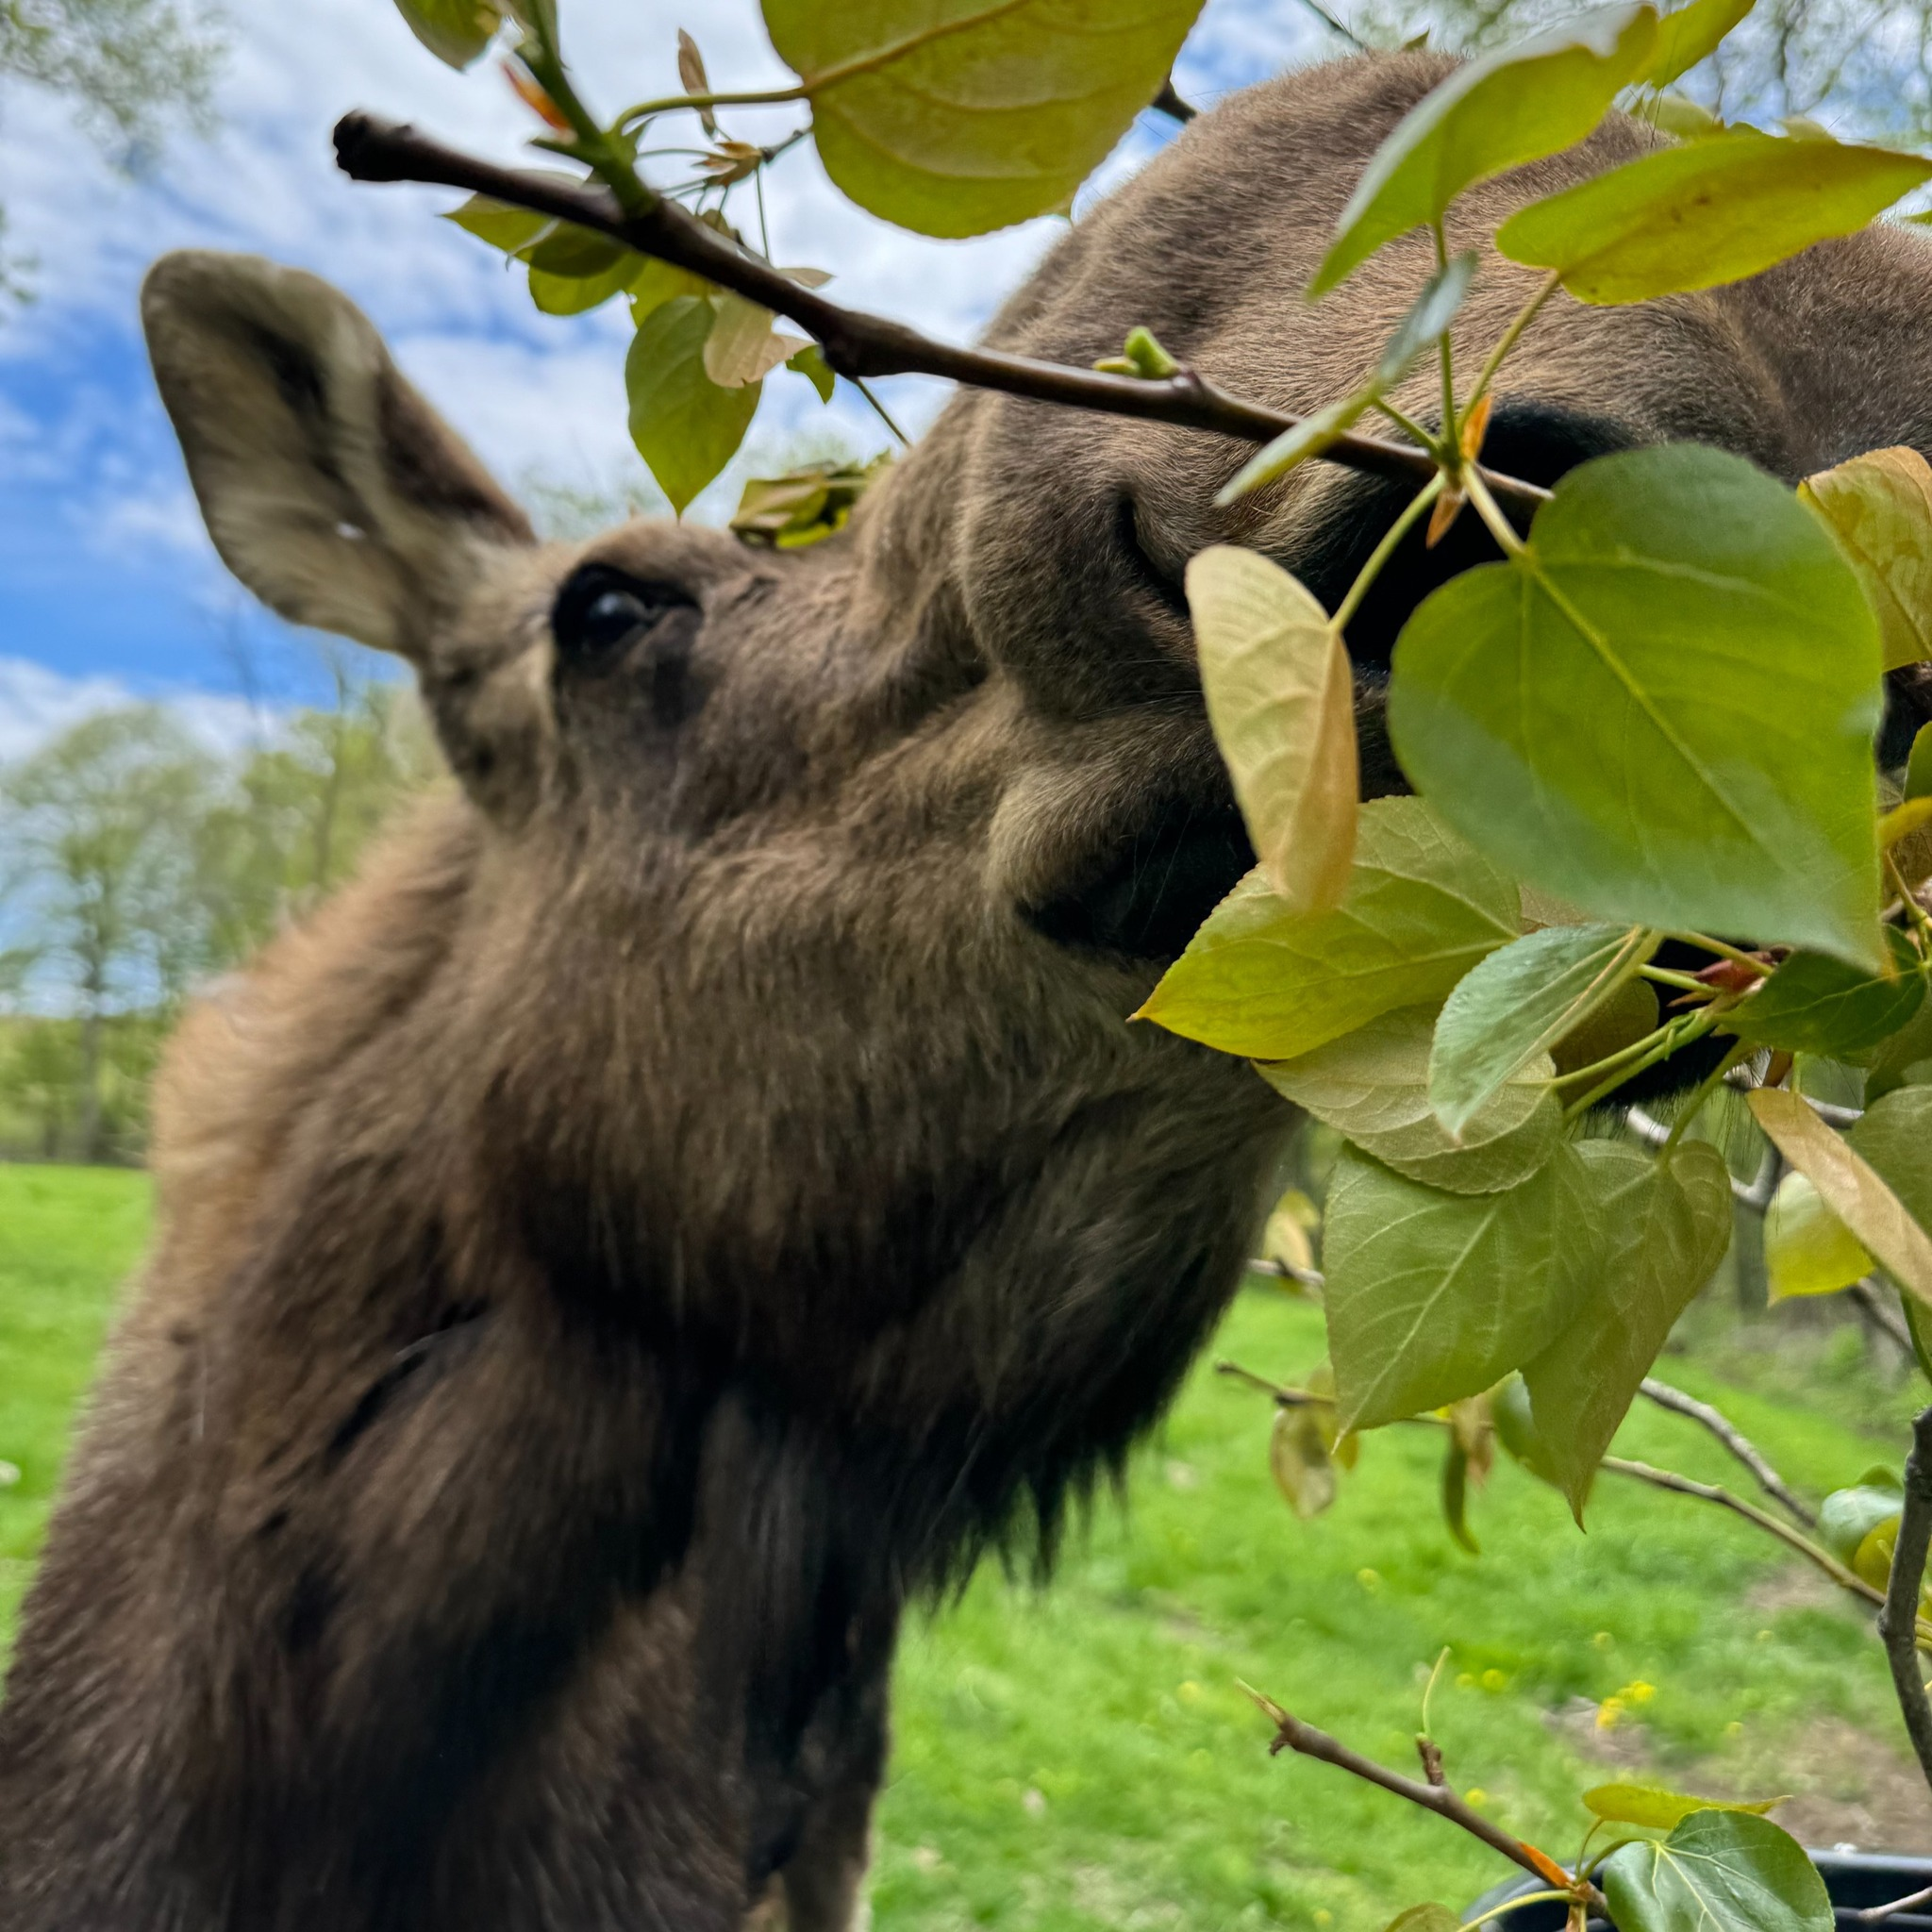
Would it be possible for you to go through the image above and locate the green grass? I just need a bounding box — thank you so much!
[0,1165,1921,1928]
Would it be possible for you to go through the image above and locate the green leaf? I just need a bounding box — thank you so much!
[1750,1087,1932,1306]
[1187,546,1357,913]
[630,257,720,326]
[1309,2,1658,298]
[1520,1140,1732,1516]
[1218,255,1477,503]
[1725,932,1926,1059]
[1764,1172,1874,1300]
[393,0,501,67]
[1495,125,1932,304]
[1388,445,1886,970]
[1865,994,1932,1101]
[704,292,811,388]
[1848,1084,1932,1242]
[1258,1005,1560,1194]
[1800,446,1932,673]
[625,296,761,516]
[1585,1783,1783,1830]
[1323,1141,1602,1430]
[1429,922,1656,1135]
[1380,1908,1458,1932]
[1819,1480,1905,1566]
[1550,971,1659,1076]
[1641,0,1754,86]
[443,193,555,254]
[1650,93,1725,140]
[789,341,837,402]
[1441,1432,1479,1552]
[1137,798,1519,1060]
[522,225,629,277]
[1909,724,1932,801]
[1491,1372,1564,1488]
[762,0,1207,239]
[530,256,639,315]
[1602,1810,1833,1932]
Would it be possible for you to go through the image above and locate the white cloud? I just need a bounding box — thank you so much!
[0,657,266,764]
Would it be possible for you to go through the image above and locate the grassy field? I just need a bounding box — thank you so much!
[2,1163,1926,1928]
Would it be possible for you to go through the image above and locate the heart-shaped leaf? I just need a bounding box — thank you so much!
[1310,2,1657,296]
[1137,799,1519,1059]
[394,0,501,67]
[1188,546,1357,913]
[1259,1005,1560,1193]
[1429,923,1657,1134]
[1388,445,1885,969]
[1801,446,1932,673]
[625,296,761,514]
[1520,1141,1733,1515]
[1495,125,1932,304]
[1324,1141,1603,1430]
[1602,1810,1832,1932]
[763,0,1207,238]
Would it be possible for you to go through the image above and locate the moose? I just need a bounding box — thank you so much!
[6,45,1932,1932]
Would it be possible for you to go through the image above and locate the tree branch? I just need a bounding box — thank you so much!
[330,112,1553,516]
[1878,1406,1932,1794]
[1242,1687,1598,1907]
[1636,1376,1815,1526]
[1857,1881,1932,1924]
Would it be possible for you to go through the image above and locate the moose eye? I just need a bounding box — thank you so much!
[551,566,693,665]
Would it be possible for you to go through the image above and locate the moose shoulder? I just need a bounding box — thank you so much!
[5,48,1932,1932]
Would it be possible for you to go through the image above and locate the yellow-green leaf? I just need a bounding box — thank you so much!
[1258,1005,1560,1194]
[762,0,1207,239]
[1801,446,1932,673]
[1309,2,1658,297]
[394,0,501,67]
[444,192,554,254]
[1749,1086,1932,1306]
[1765,1172,1874,1300]
[1381,1908,1458,1932]
[1187,546,1357,914]
[1271,1406,1338,1519]
[704,291,812,388]
[1641,0,1754,87]
[1496,125,1932,305]
[625,296,761,515]
[1137,798,1519,1060]
[1585,1784,1784,1830]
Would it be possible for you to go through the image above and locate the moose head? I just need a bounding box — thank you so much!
[8,47,1932,1932]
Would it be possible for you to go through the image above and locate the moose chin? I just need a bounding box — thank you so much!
[7,47,1932,1932]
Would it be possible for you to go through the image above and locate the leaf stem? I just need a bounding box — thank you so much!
[1561,1009,1723,1119]
[1638,964,1715,995]
[1460,1890,1572,1929]
[1333,475,1444,633]
[1464,269,1563,419]
[1463,466,1525,558]
[1372,395,1438,449]
[615,84,808,132]
[1432,219,1458,461]
[1665,931,1766,972]
[853,375,910,446]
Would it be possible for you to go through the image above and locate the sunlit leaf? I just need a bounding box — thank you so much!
[1765,1172,1874,1300]
[1585,1784,1784,1830]
[1258,1005,1559,1193]
[394,0,502,67]
[763,0,1207,238]
[1649,92,1724,139]
[1749,1086,1932,1306]
[1380,1907,1458,1932]
[1725,928,1924,1058]
[1137,799,1519,1059]
[1819,1480,1905,1567]
[1271,1405,1338,1519]
[1188,546,1357,913]
[631,257,719,326]
[530,255,639,314]
[1495,125,1932,304]
[789,341,837,402]
[443,192,555,254]
[1602,1810,1833,1932]
[1324,1142,1602,1430]
[1520,1140,1732,1516]
[1429,923,1655,1135]
[1908,724,1932,801]
[730,458,889,548]
[1641,0,1754,86]
[1309,2,1657,296]
[1388,445,1886,970]
[704,291,812,388]
[1800,446,1932,674]
[625,295,760,515]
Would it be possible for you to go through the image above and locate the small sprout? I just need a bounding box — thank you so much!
[1093,325,1181,379]
[698,140,765,186]
[503,58,571,132]
[676,26,718,135]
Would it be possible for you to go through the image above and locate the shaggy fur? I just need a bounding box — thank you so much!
[6,50,1932,1932]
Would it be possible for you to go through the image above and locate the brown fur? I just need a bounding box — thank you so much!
[7,50,1932,1932]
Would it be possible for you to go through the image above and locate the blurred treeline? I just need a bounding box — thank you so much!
[0,670,437,1163]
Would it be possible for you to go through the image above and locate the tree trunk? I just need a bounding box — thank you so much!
[78,1004,104,1165]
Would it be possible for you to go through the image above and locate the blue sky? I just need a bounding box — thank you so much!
[0,0,1325,758]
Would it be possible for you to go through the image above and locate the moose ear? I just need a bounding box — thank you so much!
[141,249,533,659]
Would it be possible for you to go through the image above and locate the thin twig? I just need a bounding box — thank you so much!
[1879,1406,1932,1794]
[1636,1377,1815,1526]
[1602,1456,1932,1651]
[1724,1064,1860,1125]
[330,114,1553,516]
[1850,1276,1918,1358]
[1857,1881,1932,1924]
[1244,1257,1326,1292]
[1242,1687,1596,1906]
